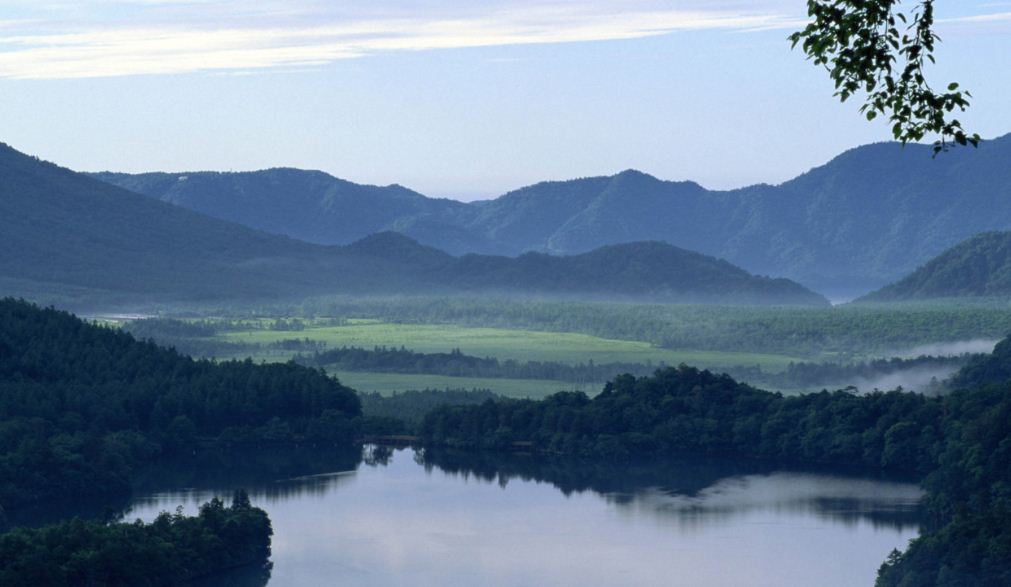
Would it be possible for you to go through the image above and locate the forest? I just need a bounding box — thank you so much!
[0,492,272,587]
[0,298,362,508]
[419,360,1011,585]
[0,298,363,584]
[260,295,1011,357]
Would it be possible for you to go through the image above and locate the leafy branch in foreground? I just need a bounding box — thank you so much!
[790,0,979,154]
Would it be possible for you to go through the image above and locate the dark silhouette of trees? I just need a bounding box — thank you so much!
[0,491,272,587]
[0,298,361,509]
[791,0,978,153]
[420,356,1011,584]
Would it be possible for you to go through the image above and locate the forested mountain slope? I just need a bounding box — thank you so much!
[91,168,478,249]
[860,232,1011,301]
[96,135,1011,297]
[0,144,825,306]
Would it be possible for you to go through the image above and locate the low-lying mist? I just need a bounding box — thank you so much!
[895,339,999,358]
[834,365,963,395]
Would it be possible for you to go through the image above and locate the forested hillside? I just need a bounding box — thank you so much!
[0,298,361,510]
[91,168,481,250]
[861,232,1011,301]
[0,144,826,306]
[96,135,1011,296]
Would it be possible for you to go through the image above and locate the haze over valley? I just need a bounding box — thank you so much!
[3,1,1011,585]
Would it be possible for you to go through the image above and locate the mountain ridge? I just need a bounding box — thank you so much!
[92,133,1011,297]
[859,231,1011,302]
[0,143,826,307]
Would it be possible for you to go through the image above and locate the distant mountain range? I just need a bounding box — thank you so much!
[0,143,825,307]
[94,133,1011,298]
[861,232,1011,302]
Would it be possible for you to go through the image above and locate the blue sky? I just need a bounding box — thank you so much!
[1,0,1009,200]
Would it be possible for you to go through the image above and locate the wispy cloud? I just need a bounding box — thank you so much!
[941,10,1011,23]
[0,2,805,79]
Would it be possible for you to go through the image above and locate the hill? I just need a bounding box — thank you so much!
[0,297,361,508]
[0,144,825,307]
[859,232,1011,301]
[95,135,1011,297]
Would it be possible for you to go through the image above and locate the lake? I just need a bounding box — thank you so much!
[120,446,922,587]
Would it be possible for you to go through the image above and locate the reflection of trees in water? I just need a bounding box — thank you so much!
[7,445,365,529]
[125,445,366,514]
[417,448,923,531]
[186,561,272,587]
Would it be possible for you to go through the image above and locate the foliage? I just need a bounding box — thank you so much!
[419,365,944,472]
[948,334,1011,390]
[876,383,1011,585]
[359,389,502,431]
[300,345,668,383]
[863,232,1011,301]
[0,492,271,587]
[0,298,361,509]
[275,295,1011,357]
[739,353,971,393]
[420,349,1011,584]
[789,0,978,153]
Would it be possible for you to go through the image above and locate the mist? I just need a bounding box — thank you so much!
[840,365,963,394]
[894,339,999,359]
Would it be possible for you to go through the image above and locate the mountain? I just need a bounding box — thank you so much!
[91,168,477,247]
[859,232,1011,301]
[95,134,1011,297]
[0,143,826,307]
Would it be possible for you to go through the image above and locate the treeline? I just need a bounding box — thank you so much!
[876,382,1011,585]
[730,354,972,393]
[123,318,328,358]
[419,363,1011,584]
[271,295,1011,356]
[419,366,943,471]
[0,298,361,510]
[299,345,661,383]
[359,389,501,433]
[0,492,271,587]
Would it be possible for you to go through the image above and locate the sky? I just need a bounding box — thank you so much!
[0,1,1009,200]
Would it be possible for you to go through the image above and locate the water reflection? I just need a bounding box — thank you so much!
[113,446,923,587]
[418,449,923,531]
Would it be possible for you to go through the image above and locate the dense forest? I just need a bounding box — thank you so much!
[0,298,361,509]
[864,232,1011,301]
[419,366,944,470]
[419,359,1011,585]
[299,345,665,383]
[0,492,271,587]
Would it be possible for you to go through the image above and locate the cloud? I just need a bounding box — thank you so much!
[941,10,1011,23]
[0,2,805,79]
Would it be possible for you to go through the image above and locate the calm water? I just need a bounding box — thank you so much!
[120,447,922,587]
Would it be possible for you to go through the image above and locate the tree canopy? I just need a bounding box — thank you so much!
[791,0,979,153]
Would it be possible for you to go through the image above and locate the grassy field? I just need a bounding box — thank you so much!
[330,371,597,399]
[217,320,806,372]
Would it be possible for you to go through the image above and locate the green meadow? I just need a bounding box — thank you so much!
[216,319,805,372]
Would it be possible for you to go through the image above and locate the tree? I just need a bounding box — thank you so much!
[790,0,979,153]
